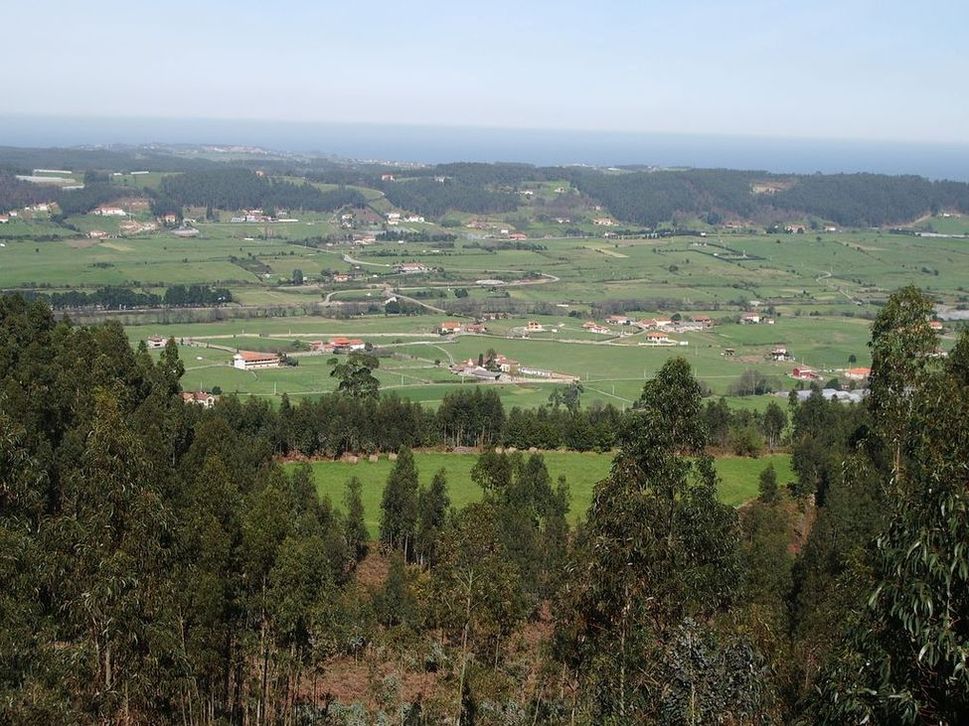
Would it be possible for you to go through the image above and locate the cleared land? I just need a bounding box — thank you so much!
[294,451,795,535]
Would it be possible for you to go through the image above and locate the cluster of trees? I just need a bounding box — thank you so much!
[375,230,457,243]
[160,169,367,212]
[4,287,969,722]
[0,171,53,211]
[162,284,234,307]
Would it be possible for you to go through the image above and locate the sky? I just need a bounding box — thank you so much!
[4,0,968,145]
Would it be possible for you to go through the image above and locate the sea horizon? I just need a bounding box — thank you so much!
[2,115,968,181]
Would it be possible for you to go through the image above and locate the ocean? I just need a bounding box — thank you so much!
[1,115,968,181]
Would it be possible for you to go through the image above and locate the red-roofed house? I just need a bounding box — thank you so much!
[146,335,166,349]
[439,321,463,335]
[329,337,366,352]
[233,351,282,370]
[691,315,713,328]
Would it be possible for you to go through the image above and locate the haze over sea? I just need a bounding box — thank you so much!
[3,115,969,182]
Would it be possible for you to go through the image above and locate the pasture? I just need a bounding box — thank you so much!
[294,450,795,535]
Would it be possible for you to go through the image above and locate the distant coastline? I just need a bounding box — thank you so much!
[2,115,968,181]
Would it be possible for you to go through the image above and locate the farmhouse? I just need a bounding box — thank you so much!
[606,314,632,326]
[507,232,528,241]
[329,337,366,353]
[395,262,430,274]
[526,321,544,332]
[146,336,167,349]
[232,351,282,370]
[769,347,794,362]
[740,312,762,324]
[691,315,713,328]
[332,274,352,283]
[180,391,218,408]
[464,322,488,334]
[439,321,463,335]
[593,217,617,226]
[87,230,109,239]
[844,367,872,381]
[386,212,401,225]
[791,366,820,381]
[309,340,333,354]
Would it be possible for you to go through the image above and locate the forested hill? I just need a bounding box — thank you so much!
[4,142,969,227]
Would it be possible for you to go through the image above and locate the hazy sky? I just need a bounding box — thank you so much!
[5,0,967,143]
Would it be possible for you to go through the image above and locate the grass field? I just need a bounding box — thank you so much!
[294,451,795,535]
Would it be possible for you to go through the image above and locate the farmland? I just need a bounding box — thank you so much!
[293,450,795,535]
[3,156,965,410]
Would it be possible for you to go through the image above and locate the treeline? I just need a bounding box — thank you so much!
[375,230,457,243]
[160,168,367,211]
[213,386,624,456]
[19,285,233,310]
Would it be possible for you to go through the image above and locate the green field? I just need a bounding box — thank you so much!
[295,450,795,535]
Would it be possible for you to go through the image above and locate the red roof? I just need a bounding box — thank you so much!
[329,337,364,346]
[237,350,280,362]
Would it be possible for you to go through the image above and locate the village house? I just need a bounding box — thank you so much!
[740,312,762,325]
[526,321,545,332]
[583,321,611,334]
[593,217,617,226]
[691,314,713,328]
[843,367,872,381]
[232,351,282,370]
[494,354,520,375]
[309,340,334,354]
[439,321,463,335]
[606,314,632,326]
[87,230,109,239]
[643,331,676,345]
[93,206,127,217]
[146,336,167,349]
[769,347,794,362]
[161,213,178,225]
[180,391,218,408]
[332,273,352,283]
[508,232,528,241]
[638,317,672,330]
[329,337,366,353]
[464,322,488,334]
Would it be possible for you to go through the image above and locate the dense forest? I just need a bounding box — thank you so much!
[160,169,367,212]
[380,178,519,217]
[2,287,968,723]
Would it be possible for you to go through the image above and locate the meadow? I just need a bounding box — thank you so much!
[294,450,795,535]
